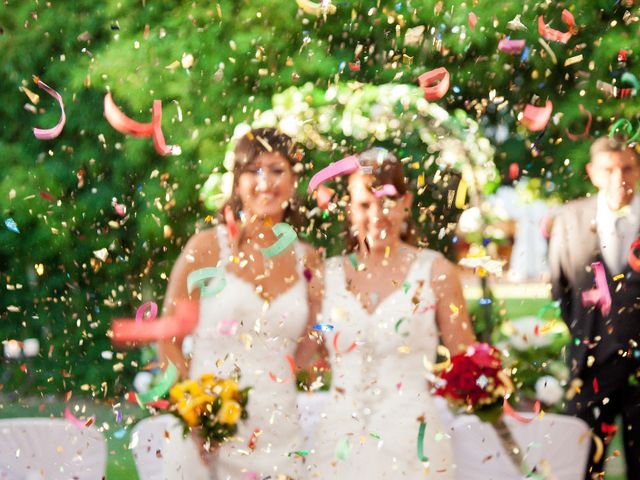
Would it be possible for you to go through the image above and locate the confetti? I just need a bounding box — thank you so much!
[609,118,640,144]
[308,155,361,194]
[63,408,95,429]
[135,301,158,323]
[521,100,553,132]
[295,0,336,16]
[581,261,612,316]
[538,9,575,44]
[32,77,66,140]
[629,238,640,272]
[224,204,239,240]
[498,38,526,55]
[313,323,334,332]
[335,437,350,460]
[332,331,357,355]
[468,12,477,31]
[418,67,450,101]
[423,345,451,373]
[261,223,297,258]
[373,184,398,198]
[565,104,592,141]
[217,319,238,336]
[152,99,180,156]
[136,361,178,404]
[103,92,153,137]
[268,354,297,384]
[4,218,20,234]
[316,184,335,210]
[503,397,541,424]
[112,300,199,345]
[187,267,227,298]
[416,422,429,462]
[454,179,467,209]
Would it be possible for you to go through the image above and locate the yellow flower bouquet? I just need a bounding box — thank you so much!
[168,373,251,443]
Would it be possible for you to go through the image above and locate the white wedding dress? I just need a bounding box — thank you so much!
[310,250,455,479]
[189,225,308,479]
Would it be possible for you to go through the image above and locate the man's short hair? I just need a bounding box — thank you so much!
[590,136,640,163]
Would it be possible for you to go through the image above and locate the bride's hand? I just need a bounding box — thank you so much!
[190,429,219,466]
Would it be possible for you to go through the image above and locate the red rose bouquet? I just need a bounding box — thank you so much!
[434,342,513,421]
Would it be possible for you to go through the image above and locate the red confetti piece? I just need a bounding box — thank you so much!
[534,324,540,336]
[103,92,154,137]
[268,354,297,384]
[628,238,640,272]
[521,99,553,132]
[144,399,170,410]
[224,205,239,240]
[565,104,592,141]
[508,163,520,181]
[593,378,599,394]
[348,62,360,72]
[32,77,66,140]
[503,397,540,424]
[538,9,575,44]
[418,67,450,101]
[152,99,176,156]
[333,331,357,355]
[39,191,55,201]
[316,184,335,210]
[468,12,477,31]
[248,428,262,450]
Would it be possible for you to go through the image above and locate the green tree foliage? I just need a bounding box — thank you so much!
[1,0,638,395]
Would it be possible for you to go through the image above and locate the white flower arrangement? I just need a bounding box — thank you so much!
[201,82,498,212]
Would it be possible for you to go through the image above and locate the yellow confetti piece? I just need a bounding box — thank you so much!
[423,345,451,372]
[578,431,604,463]
[21,86,40,104]
[454,179,467,209]
[417,173,425,188]
[539,320,556,334]
[564,54,583,66]
[613,274,624,281]
[164,60,181,70]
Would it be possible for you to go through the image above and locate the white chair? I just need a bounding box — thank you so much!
[450,413,591,480]
[131,415,208,480]
[0,418,106,480]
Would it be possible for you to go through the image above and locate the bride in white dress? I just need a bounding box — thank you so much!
[310,147,475,479]
[159,128,322,479]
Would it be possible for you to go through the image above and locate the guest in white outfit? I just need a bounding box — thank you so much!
[158,128,322,479]
[309,147,475,479]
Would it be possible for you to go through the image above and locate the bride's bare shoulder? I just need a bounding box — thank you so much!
[180,227,221,266]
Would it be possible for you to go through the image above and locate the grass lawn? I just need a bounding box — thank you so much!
[0,293,626,479]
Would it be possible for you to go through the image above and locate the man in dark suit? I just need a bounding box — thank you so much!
[549,137,640,479]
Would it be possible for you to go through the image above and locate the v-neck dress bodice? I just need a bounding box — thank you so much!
[309,250,454,479]
[189,225,309,479]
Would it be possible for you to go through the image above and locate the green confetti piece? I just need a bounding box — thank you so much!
[335,437,351,461]
[136,361,177,404]
[288,449,309,457]
[187,267,226,298]
[261,223,297,258]
[403,281,411,293]
[417,422,429,462]
[369,432,381,440]
[348,253,358,269]
[609,118,640,144]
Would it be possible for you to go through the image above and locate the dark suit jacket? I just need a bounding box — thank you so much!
[549,196,640,377]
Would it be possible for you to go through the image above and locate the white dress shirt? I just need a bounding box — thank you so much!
[597,192,640,273]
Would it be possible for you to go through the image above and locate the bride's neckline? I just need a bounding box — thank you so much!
[223,269,303,306]
[338,252,422,316]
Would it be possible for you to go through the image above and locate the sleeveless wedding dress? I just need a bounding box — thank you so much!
[310,250,455,479]
[189,225,308,479]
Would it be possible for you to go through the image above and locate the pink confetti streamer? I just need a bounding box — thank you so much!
[32,77,66,140]
[373,184,398,198]
[308,155,361,194]
[468,12,477,31]
[498,38,526,55]
[268,354,297,384]
[581,261,612,316]
[135,301,158,323]
[64,408,95,429]
[538,9,575,44]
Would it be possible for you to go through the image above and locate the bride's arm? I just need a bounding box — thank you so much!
[294,245,327,380]
[158,230,218,379]
[430,255,475,354]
